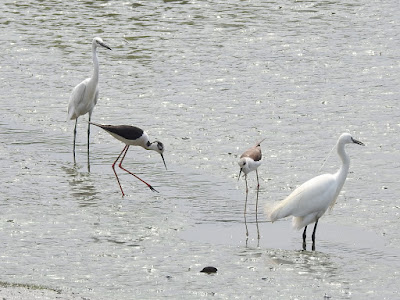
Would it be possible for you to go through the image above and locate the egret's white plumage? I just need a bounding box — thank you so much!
[68,37,111,162]
[265,133,364,250]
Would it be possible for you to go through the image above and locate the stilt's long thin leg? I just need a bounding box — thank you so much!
[112,145,129,196]
[118,146,159,193]
[244,174,249,215]
[311,219,319,251]
[73,118,78,163]
[244,174,249,237]
[255,170,260,241]
[302,226,307,251]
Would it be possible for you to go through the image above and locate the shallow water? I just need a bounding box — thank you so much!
[1,0,400,299]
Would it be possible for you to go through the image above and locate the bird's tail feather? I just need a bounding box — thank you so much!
[292,216,305,230]
[256,137,267,147]
[266,202,310,230]
[265,201,291,222]
[292,213,319,230]
[88,121,102,128]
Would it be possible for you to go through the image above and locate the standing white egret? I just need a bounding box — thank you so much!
[265,133,364,251]
[238,138,266,238]
[68,37,112,163]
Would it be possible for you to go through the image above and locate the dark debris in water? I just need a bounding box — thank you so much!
[200,266,218,274]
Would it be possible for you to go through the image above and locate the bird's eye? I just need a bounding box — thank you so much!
[243,162,246,165]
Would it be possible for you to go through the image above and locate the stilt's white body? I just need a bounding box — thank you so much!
[239,157,262,175]
[107,131,150,148]
[238,138,265,178]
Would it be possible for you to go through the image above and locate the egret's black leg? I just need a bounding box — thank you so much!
[87,115,91,172]
[73,118,78,163]
[87,115,91,156]
[302,226,307,250]
[312,219,319,251]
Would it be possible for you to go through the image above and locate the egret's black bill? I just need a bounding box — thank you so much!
[352,138,365,146]
[100,42,112,50]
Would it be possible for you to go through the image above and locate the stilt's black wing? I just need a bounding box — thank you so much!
[91,123,144,141]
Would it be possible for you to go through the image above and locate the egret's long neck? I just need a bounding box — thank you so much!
[335,141,350,191]
[91,45,99,82]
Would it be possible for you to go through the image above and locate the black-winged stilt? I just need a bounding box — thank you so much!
[90,122,166,196]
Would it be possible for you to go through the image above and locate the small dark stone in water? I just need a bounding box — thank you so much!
[200,266,217,274]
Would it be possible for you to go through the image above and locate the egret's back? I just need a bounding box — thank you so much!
[68,78,98,120]
[266,173,337,228]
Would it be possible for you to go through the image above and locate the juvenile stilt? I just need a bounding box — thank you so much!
[238,139,265,239]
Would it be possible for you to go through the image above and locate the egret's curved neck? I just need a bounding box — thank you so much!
[335,141,350,189]
[91,44,99,82]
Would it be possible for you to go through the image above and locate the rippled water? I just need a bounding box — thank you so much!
[1,0,400,299]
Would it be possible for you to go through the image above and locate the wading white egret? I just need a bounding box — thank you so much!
[68,37,112,163]
[265,133,364,251]
[90,122,166,196]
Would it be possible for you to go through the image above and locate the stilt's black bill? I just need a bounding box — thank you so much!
[161,154,167,170]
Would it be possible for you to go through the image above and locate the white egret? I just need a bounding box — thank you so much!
[90,122,166,196]
[265,133,364,251]
[68,37,112,163]
[238,138,266,237]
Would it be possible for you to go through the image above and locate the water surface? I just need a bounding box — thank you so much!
[1,0,399,299]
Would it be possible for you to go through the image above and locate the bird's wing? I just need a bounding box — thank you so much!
[68,80,87,120]
[106,125,144,141]
[93,88,99,107]
[267,174,336,222]
[240,146,262,161]
[91,124,145,142]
